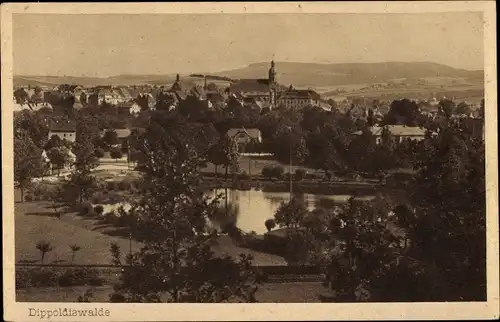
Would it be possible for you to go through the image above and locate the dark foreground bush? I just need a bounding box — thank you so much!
[117,180,131,191]
[16,268,105,289]
[58,268,105,287]
[94,205,104,216]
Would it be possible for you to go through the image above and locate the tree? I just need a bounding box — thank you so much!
[294,168,306,181]
[103,129,120,147]
[36,241,54,264]
[45,134,64,151]
[409,122,486,300]
[69,244,81,264]
[66,137,97,206]
[48,185,67,215]
[347,128,376,173]
[14,88,29,105]
[383,99,421,126]
[209,202,241,240]
[47,146,70,175]
[110,147,123,162]
[274,195,308,229]
[264,218,276,232]
[14,110,50,149]
[438,99,456,119]
[270,165,285,180]
[455,102,471,115]
[94,147,105,158]
[79,92,88,105]
[261,166,274,180]
[220,134,240,180]
[14,132,43,202]
[273,127,308,165]
[109,118,259,303]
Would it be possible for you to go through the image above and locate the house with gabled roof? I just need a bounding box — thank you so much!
[48,120,77,143]
[227,128,262,153]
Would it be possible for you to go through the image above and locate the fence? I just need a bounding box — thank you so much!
[15,264,324,283]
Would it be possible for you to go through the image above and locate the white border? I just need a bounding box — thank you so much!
[2,2,498,321]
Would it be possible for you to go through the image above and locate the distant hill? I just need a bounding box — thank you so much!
[14,61,483,88]
[13,74,180,87]
[213,61,483,87]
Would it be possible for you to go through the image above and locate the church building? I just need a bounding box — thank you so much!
[228,61,282,109]
[227,60,322,110]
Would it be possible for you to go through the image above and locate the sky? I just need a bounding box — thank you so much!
[13,12,484,77]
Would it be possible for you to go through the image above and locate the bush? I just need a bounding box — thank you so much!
[110,147,123,160]
[118,180,131,191]
[94,147,105,158]
[265,218,276,232]
[79,202,94,216]
[91,192,105,204]
[16,268,105,289]
[16,268,59,288]
[262,166,274,180]
[58,268,105,287]
[94,205,104,216]
[24,194,34,202]
[294,168,306,181]
[271,165,285,180]
[106,181,119,192]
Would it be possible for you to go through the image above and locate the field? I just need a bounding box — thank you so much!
[14,189,287,267]
[15,197,140,265]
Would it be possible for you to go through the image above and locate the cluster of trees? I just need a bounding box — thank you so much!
[108,112,259,303]
[13,109,102,203]
[266,117,486,301]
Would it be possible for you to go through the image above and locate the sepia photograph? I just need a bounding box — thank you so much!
[2,1,498,321]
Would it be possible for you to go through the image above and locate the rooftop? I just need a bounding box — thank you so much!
[49,120,76,132]
[227,128,262,140]
[278,88,320,100]
[230,79,271,93]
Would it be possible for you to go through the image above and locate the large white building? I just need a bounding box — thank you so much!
[48,121,77,143]
[277,86,321,109]
[353,125,435,145]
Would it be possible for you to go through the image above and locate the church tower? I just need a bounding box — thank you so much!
[268,60,277,85]
[268,60,277,108]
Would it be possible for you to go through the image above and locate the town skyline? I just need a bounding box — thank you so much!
[14,12,484,77]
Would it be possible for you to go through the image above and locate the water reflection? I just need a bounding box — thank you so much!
[210,189,373,234]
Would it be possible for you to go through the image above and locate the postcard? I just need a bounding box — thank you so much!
[2,1,498,321]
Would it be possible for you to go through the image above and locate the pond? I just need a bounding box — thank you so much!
[94,189,374,235]
[209,189,374,234]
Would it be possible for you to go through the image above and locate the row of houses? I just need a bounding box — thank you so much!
[47,119,264,153]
